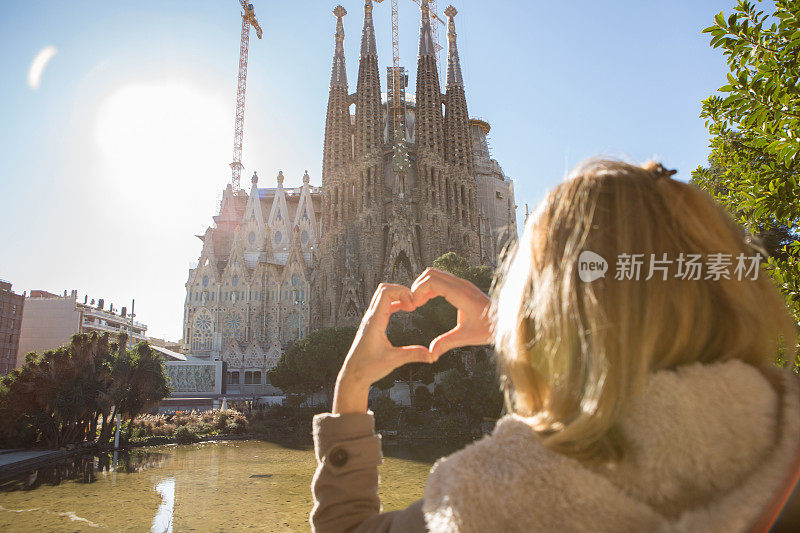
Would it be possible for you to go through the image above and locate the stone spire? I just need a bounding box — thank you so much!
[443,5,473,173]
[415,0,445,160]
[355,0,383,160]
[331,5,348,89]
[444,5,463,88]
[322,6,352,179]
[360,0,377,58]
[418,0,436,58]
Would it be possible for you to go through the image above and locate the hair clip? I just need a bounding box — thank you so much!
[651,163,677,180]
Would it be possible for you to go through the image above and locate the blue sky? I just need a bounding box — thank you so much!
[0,0,737,340]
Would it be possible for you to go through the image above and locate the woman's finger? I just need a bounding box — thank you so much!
[368,283,414,330]
[392,345,434,365]
[411,269,475,310]
[429,326,471,359]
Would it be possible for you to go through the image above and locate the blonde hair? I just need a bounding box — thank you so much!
[492,159,797,461]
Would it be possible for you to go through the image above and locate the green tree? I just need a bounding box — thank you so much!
[370,396,399,430]
[0,333,111,448]
[693,0,800,333]
[412,386,432,411]
[0,333,169,449]
[116,342,172,439]
[433,252,494,293]
[267,327,357,408]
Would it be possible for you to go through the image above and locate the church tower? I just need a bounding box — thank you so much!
[354,0,384,223]
[443,6,473,176]
[415,0,445,161]
[443,5,479,259]
[321,5,351,235]
[314,1,503,329]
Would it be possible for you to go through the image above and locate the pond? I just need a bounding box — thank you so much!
[0,440,451,531]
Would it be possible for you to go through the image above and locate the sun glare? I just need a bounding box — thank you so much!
[94,81,230,205]
[28,45,57,90]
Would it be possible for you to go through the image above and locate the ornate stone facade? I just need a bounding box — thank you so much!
[182,171,317,390]
[182,2,516,385]
[315,1,517,329]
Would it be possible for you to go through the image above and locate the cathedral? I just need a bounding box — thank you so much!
[181,0,517,393]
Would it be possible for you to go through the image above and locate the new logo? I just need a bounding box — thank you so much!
[578,251,608,282]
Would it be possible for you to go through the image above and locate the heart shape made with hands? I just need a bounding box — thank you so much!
[386,268,494,361]
[334,270,493,414]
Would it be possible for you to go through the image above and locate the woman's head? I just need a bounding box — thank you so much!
[492,158,796,460]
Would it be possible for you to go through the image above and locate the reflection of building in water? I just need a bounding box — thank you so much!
[181,2,517,397]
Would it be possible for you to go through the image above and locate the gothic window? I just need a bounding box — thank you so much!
[203,276,209,287]
[233,275,239,287]
[275,231,282,244]
[285,311,299,341]
[253,371,262,384]
[291,274,299,286]
[223,311,245,342]
[248,231,256,244]
[301,230,309,244]
[228,371,240,385]
[191,310,213,352]
[245,371,254,385]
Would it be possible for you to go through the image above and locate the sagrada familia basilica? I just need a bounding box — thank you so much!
[181,0,517,390]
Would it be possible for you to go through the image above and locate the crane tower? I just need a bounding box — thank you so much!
[229,1,262,192]
[377,0,446,139]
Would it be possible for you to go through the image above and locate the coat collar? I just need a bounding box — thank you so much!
[422,360,800,533]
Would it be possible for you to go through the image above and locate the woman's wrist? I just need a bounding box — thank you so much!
[332,371,371,415]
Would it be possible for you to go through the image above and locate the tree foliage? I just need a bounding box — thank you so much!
[693,0,800,329]
[267,327,357,407]
[0,333,171,449]
[434,359,503,423]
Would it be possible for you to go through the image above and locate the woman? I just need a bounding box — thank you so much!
[310,160,800,532]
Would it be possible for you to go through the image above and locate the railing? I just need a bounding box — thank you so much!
[82,307,146,329]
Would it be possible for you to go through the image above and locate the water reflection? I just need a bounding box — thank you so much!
[152,477,175,533]
[0,449,169,492]
[0,441,437,531]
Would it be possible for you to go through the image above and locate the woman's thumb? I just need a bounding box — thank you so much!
[429,328,468,359]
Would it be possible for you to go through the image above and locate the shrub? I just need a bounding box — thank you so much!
[175,426,200,444]
[188,422,214,436]
[151,423,176,437]
[172,412,191,427]
[413,386,432,411]
[214,411,229,430]
[230,412,248,434]
[371,397,399,429]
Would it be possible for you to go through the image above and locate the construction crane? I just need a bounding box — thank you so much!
[229,0,262,193]
[376,0,446,143]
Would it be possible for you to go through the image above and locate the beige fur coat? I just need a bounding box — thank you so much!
[311,361,800,532]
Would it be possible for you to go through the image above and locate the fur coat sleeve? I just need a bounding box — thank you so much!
[310,361,800,533]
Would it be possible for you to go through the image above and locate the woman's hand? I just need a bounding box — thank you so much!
[333,283,433,414]
[411,268,493,359]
